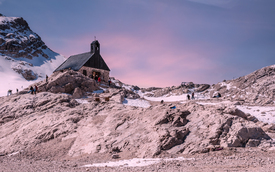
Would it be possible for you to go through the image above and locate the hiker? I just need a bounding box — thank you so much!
[16,88,18,93]
[7,89,12,96]
[192,92,195,99]
[108,79,111,86]
[46,75,48,82]
[187,94,190,100]
[95,75,98,82]
[34,85,38,94]
[98,76,101,83]
[29,86,34,94]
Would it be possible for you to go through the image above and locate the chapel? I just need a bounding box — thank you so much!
[54,40,110,81]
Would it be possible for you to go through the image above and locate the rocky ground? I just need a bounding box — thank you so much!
[1,66,275,171]
[1,89,275,171]
[1,126,275,172]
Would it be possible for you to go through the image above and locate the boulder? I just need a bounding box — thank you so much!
[123,89,140,99]
[72,87,84,99]
[160,128,189,150]
[227,124,270,147]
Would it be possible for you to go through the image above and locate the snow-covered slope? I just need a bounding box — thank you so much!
[0,14,65,96]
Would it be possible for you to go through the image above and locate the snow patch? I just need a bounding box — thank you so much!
[0,53,65,97]
[143,92,209,102]
[198,101,275,124]
[237,105,275,124]
[83,157,195,168]
[219,82,235,90]
[75,99,89,104]
[123,98,151,108]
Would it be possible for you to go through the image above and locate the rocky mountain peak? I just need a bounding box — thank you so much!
[0,15,49,60]
[0,14,64,87]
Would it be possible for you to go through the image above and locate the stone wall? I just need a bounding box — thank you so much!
[79,66,109,82]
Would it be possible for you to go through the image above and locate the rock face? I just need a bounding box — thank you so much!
[0,14,64,81]
[208,64,275,105]
[13,68,37,80]
[29,70,99,96]
[143,83,210,97]
[0,90,273,159]
[0,16,49,59]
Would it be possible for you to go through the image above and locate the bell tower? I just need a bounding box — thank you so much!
[90,40,100,54]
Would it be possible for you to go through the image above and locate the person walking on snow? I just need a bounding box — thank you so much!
[108,78,111,86]
[7,89,12,96]
[187,94,190,100]
[34,85,38,94]
[98,76,101,83]
[29,86,34,94]
[192,92,195,99]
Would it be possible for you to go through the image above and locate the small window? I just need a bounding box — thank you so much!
[83,70,87,76]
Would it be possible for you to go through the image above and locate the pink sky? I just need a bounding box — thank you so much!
[1,0,275,88]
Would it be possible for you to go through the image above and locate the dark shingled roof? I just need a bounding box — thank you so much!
[54,52,110,72]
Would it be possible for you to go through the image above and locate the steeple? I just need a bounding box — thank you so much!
[91,40,100,54]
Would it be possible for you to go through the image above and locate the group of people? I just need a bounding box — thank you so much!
[186,92,222,100]
[91,74,112,86]
[186,92,195,100]
[91,74,102,83]
[7,88,19,96]
[8,85,38,96]
[29,85,38,95]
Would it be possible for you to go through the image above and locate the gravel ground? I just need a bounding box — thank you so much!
[1,147,275,172]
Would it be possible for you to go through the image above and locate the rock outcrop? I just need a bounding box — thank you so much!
[208,65,275,105]
[0,16,49,59]
[0,91,273,159]
[27,70,99,97]
[143,83,210,97]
